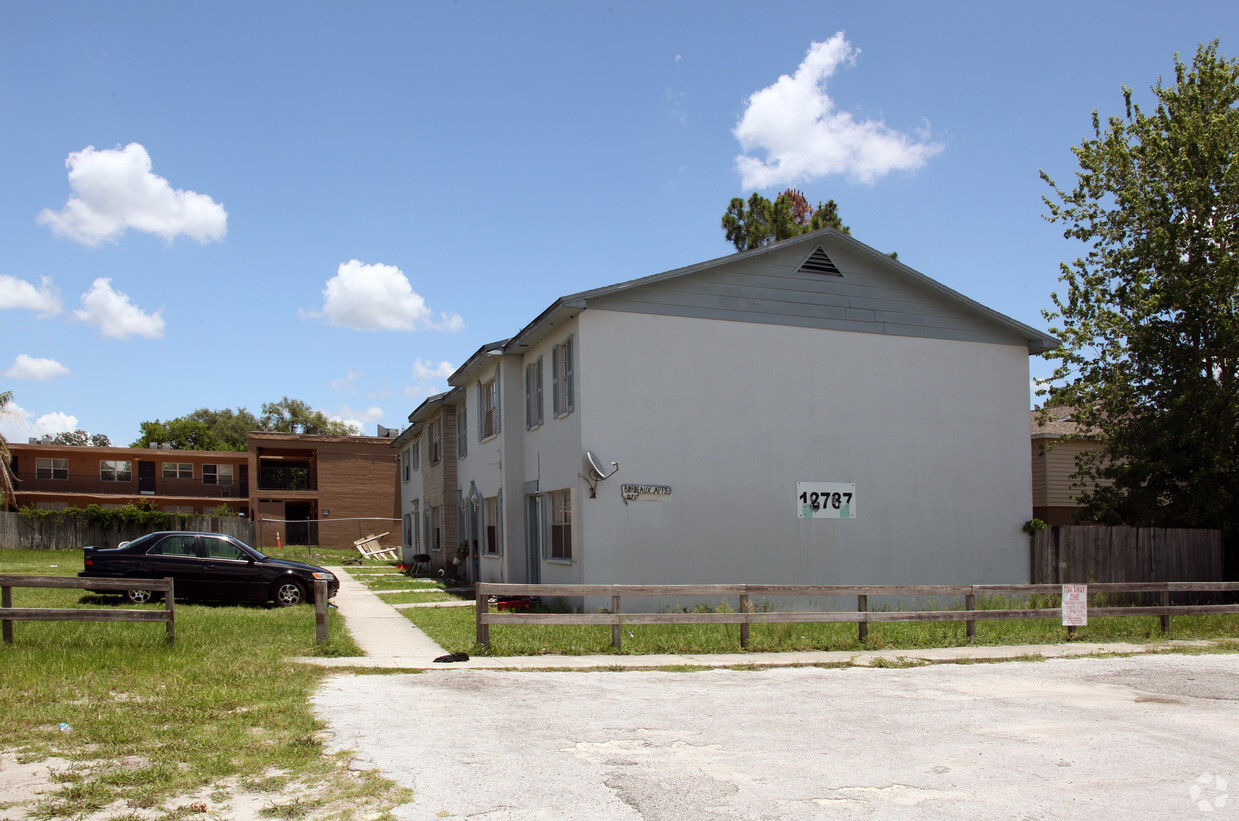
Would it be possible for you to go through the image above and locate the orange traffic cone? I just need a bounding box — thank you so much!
[276,531,281,548]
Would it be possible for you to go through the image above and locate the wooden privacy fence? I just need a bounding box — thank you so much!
[1,574,175,645]
[0,512,255,551]
[1031,526,1224,583]
[474,582,1239,651]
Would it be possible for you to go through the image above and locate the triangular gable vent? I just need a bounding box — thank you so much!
[798,246,842,276]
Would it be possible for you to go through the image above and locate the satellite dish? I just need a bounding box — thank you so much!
[583,450,619,497]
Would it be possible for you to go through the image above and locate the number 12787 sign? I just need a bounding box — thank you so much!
[797,482,856,519]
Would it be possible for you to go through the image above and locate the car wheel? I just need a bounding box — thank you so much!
[273,579,305,607]
[126,588,156,604]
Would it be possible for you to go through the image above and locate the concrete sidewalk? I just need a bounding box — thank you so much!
[295,566,1224,670]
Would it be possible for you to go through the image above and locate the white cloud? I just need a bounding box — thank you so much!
[413,359,455,380]
[74,278,165,339]
[733,33,943,188]
[4,354,70,381]
[316,260,464,332]
[0,274,62,316]
[333,404,386,434]
[328,369,364,394]
[37,143,227,246]
[0,400,77,442]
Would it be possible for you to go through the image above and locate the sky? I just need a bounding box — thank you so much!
[1,1,1236,445]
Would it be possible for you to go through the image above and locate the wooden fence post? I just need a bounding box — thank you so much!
[3,583,12,644]
[164,578,175,646]
[612,592,622,650]
[476,587,490,648]
[965,591,976,644]
[739,591,750,649]
[857,594,868,642]
[314,580,328,644]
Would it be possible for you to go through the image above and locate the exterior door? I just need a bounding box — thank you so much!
[138,460,156,495]
[525,494,541,584]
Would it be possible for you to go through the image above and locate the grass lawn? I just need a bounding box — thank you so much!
[0,548,412,820]
[402,594,1239,657]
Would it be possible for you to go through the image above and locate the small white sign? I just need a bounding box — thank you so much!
[622,483,672,502]
[796,482,856,519]
[1062,584,1088,626]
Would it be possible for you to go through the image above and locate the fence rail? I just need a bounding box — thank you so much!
[0,574,175,645]
[474,581,1239,651]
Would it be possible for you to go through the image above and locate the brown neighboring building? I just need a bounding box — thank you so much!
[248,432,400,550]
[7,442,249,515]
[7,432,401,551]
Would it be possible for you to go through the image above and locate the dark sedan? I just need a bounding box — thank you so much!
[79,531,339,606]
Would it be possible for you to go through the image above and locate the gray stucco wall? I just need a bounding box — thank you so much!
[573,309,1032,593]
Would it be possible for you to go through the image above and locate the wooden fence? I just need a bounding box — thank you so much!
[474,581,1239,651]
[0,512,255,551]
[1031,526,1225,584]
[1,574,175,645]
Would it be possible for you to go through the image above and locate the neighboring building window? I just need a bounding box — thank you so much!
[411,440,420,471]
[430,506,442,551]
[549,489,572,560]
[36,458,68,480]
[162,462,193,479]
[479,377,499,439]
[525,357,543,429]
[100,460,132,482]
[429,419,442,464]
[202,464,234,485]
[457,405,468,458]
[403,513,412,546]
[484,496,501,555]
[552,336,574,417]
[37,501,68,511]
[162,505,194,514]
[402,448,411,482]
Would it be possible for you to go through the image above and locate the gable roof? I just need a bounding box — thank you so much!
[504,228,1059,356]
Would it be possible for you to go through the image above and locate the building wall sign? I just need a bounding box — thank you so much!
[622,483,672,503]
[796,482,856,519]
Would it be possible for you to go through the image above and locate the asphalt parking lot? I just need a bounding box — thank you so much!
[313,652,1239,820]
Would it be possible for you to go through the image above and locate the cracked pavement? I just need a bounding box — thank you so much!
[312,653,1239,819]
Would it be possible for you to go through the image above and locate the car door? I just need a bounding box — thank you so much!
[140,534,205,598]
[199,535,266,601]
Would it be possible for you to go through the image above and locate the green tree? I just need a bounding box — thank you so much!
[132,418,226,451]
[49,429,112,447]
[721,189,850,251]
[260,397,359,436]
[1040,41,1239,532]
[0,391,17,508]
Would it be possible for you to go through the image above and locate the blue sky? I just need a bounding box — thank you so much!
[2,1,1235,444]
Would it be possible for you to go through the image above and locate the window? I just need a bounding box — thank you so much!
[410,500,420,551]
[149,534,198,557]
[479,376,499,439]
[429,419,442,464]
[484,496,501,555]
[430,506,442,551]
[552,336,574,417]
[525,357,543,429]
[36,458,68,480]
[162,505,195,514]
[202,464,234,485]
[402,448,411,482]
[100,460,132,482]
[457,405,468,458]
[203,537,246,560]
[549,489,572,560]
[162,462,193,479]
[411,440,420,471]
